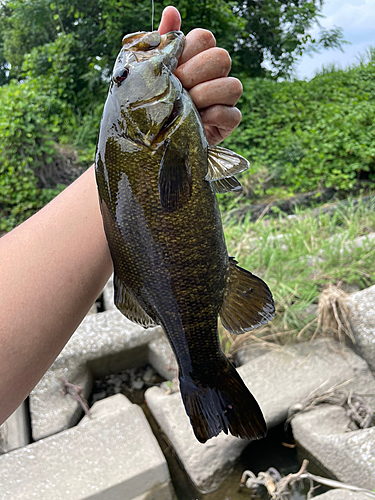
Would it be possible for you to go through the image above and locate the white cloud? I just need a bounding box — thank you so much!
[296,0,375,79]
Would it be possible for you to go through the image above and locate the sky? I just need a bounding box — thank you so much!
[296,0,375,79]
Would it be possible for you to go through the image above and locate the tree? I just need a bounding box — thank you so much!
[167,0,346,78]
[0,0,346,230]
[0,0,344,85]
[228,0,345,78]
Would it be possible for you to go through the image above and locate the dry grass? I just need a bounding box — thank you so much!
[220,321,293,360]
[286,379,375,430]
[313,284,355,344]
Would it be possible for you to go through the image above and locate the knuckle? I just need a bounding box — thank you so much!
[228,78,243,103]
[188,28,216,49]
[214,48,232,74]
[234,107,242,127]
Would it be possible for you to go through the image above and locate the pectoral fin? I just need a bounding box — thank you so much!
[206,145,249,193]
[158,139,192,211]
[210,176,242,194]
[114,274,157,328]
[220,258,275,334]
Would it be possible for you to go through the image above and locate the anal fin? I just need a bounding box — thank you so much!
[114,274,157,328]
[220,257,275,334]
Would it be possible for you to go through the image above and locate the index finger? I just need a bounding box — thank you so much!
[179,28,216,65]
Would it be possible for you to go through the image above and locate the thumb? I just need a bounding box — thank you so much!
[158,6,181,35]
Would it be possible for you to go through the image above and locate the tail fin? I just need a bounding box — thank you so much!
[179,359,267,443]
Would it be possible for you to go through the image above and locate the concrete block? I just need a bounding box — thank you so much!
[235,345,271,366]
[315,491,374,500]
[30,309,162,440]
[102,274,116,311]
[79,393,132,426]
[291,406,375,490]
[148,334,177,381]
[347,284,375,373]
[145,385,245,494]
[0,401,30,454]
[243,339,375,428]
[145,339,375,493]
[0,394,175,500]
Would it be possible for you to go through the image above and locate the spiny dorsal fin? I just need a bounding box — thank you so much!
[158,139,192,211]
[206,145,249,193]
[220,257,275,334]
[114,274,157,328]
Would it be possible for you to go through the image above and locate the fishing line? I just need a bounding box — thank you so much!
[151,0,154,31]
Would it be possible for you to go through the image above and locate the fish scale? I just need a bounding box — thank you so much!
[96,29,275,443]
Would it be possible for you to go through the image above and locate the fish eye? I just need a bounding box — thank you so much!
[113,67,129,84]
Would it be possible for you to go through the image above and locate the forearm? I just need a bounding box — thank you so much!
[0,165,113,424]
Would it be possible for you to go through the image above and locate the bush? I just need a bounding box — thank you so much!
[225,50,375,194]
[0,77,75,231]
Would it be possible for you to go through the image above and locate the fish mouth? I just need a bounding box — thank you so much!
[127,31,184,110]
[129,84,172,110]
[159,31,185,50]
[118,30,185,148]
[121,30,185,61]
[122,31,161,51]
[159,31,185,71]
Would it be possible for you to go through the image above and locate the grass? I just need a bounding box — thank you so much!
[221,196,375,353]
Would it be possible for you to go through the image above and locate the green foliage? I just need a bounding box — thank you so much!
[0,0,348,230]
[0,77,74,230]
[0,0,345,83]
[0,31,10,86]
[73,100,105,165]
[23,33,83,103]
[225,53,375,194]
[223,198,375,341]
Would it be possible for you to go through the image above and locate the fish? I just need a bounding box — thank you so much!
[95,30,275,443]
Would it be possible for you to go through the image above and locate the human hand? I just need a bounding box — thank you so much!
[158,6,242,146]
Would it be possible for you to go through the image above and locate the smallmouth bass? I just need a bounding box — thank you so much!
[95,30,275,443]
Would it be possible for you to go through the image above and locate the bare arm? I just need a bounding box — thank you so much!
[0,6,243,424]
[0,167,113,423]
